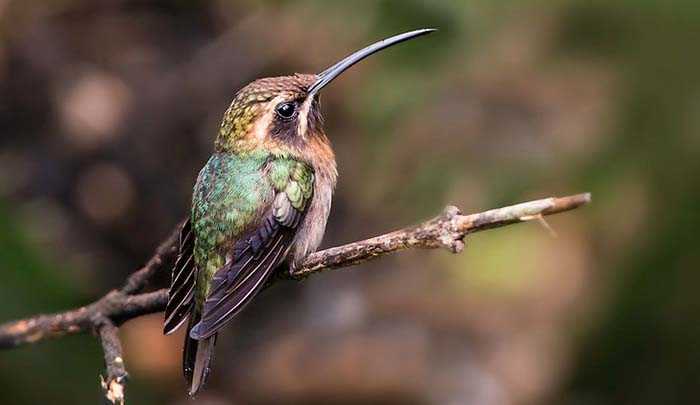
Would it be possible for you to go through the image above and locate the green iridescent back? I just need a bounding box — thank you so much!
[191,149,314,305]
[191,151,269,299]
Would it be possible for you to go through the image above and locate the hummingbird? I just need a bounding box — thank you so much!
[162,28,435,396]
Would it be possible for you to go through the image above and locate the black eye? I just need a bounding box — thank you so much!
[275,102,297,119]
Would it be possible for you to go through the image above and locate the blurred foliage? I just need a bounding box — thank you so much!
[0,1,698,404]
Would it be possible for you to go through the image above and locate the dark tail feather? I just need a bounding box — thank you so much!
[183,315,216,396]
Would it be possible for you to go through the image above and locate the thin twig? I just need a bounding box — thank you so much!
[0,192,590,403]
[94,316,127,405]
[0,290,167,350]
[120,222,182,295]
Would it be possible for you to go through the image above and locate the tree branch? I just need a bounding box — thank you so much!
[0,192,590,403]
[293,193,590,277]
[95,316,127,405]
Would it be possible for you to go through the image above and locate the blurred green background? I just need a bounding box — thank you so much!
[1,1,699,404]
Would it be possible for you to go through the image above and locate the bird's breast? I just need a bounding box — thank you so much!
[289,163,335,267]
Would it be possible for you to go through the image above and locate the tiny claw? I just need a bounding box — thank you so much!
[288,263,298,278]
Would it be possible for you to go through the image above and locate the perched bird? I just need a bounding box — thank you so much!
[163,29,435,396]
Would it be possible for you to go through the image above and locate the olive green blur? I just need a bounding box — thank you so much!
[1,1,699,404]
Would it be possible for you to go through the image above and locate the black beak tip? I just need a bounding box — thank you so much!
[309,28,438,95]
[410,27,438,36]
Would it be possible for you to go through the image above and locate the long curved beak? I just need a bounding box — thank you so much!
[307,28,436,97]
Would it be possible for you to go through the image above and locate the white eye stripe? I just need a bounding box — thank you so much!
[296,97,313,138]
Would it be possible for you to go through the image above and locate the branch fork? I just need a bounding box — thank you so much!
[0,192,590,403]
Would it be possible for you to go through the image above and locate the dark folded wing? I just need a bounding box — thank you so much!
[163,219,196,335]
[189,193,305,340]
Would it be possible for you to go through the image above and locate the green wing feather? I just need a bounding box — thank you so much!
[188,152,314,339]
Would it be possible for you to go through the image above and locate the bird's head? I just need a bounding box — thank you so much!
[215,29,435,156]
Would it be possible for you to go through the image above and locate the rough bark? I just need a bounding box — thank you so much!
[0,192,590,403]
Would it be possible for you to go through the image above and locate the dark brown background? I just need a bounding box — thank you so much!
[1,1,699,404]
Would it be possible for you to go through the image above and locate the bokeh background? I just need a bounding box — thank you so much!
[1,1,699,404]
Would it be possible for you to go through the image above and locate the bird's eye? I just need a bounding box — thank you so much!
[275,102,297,119]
